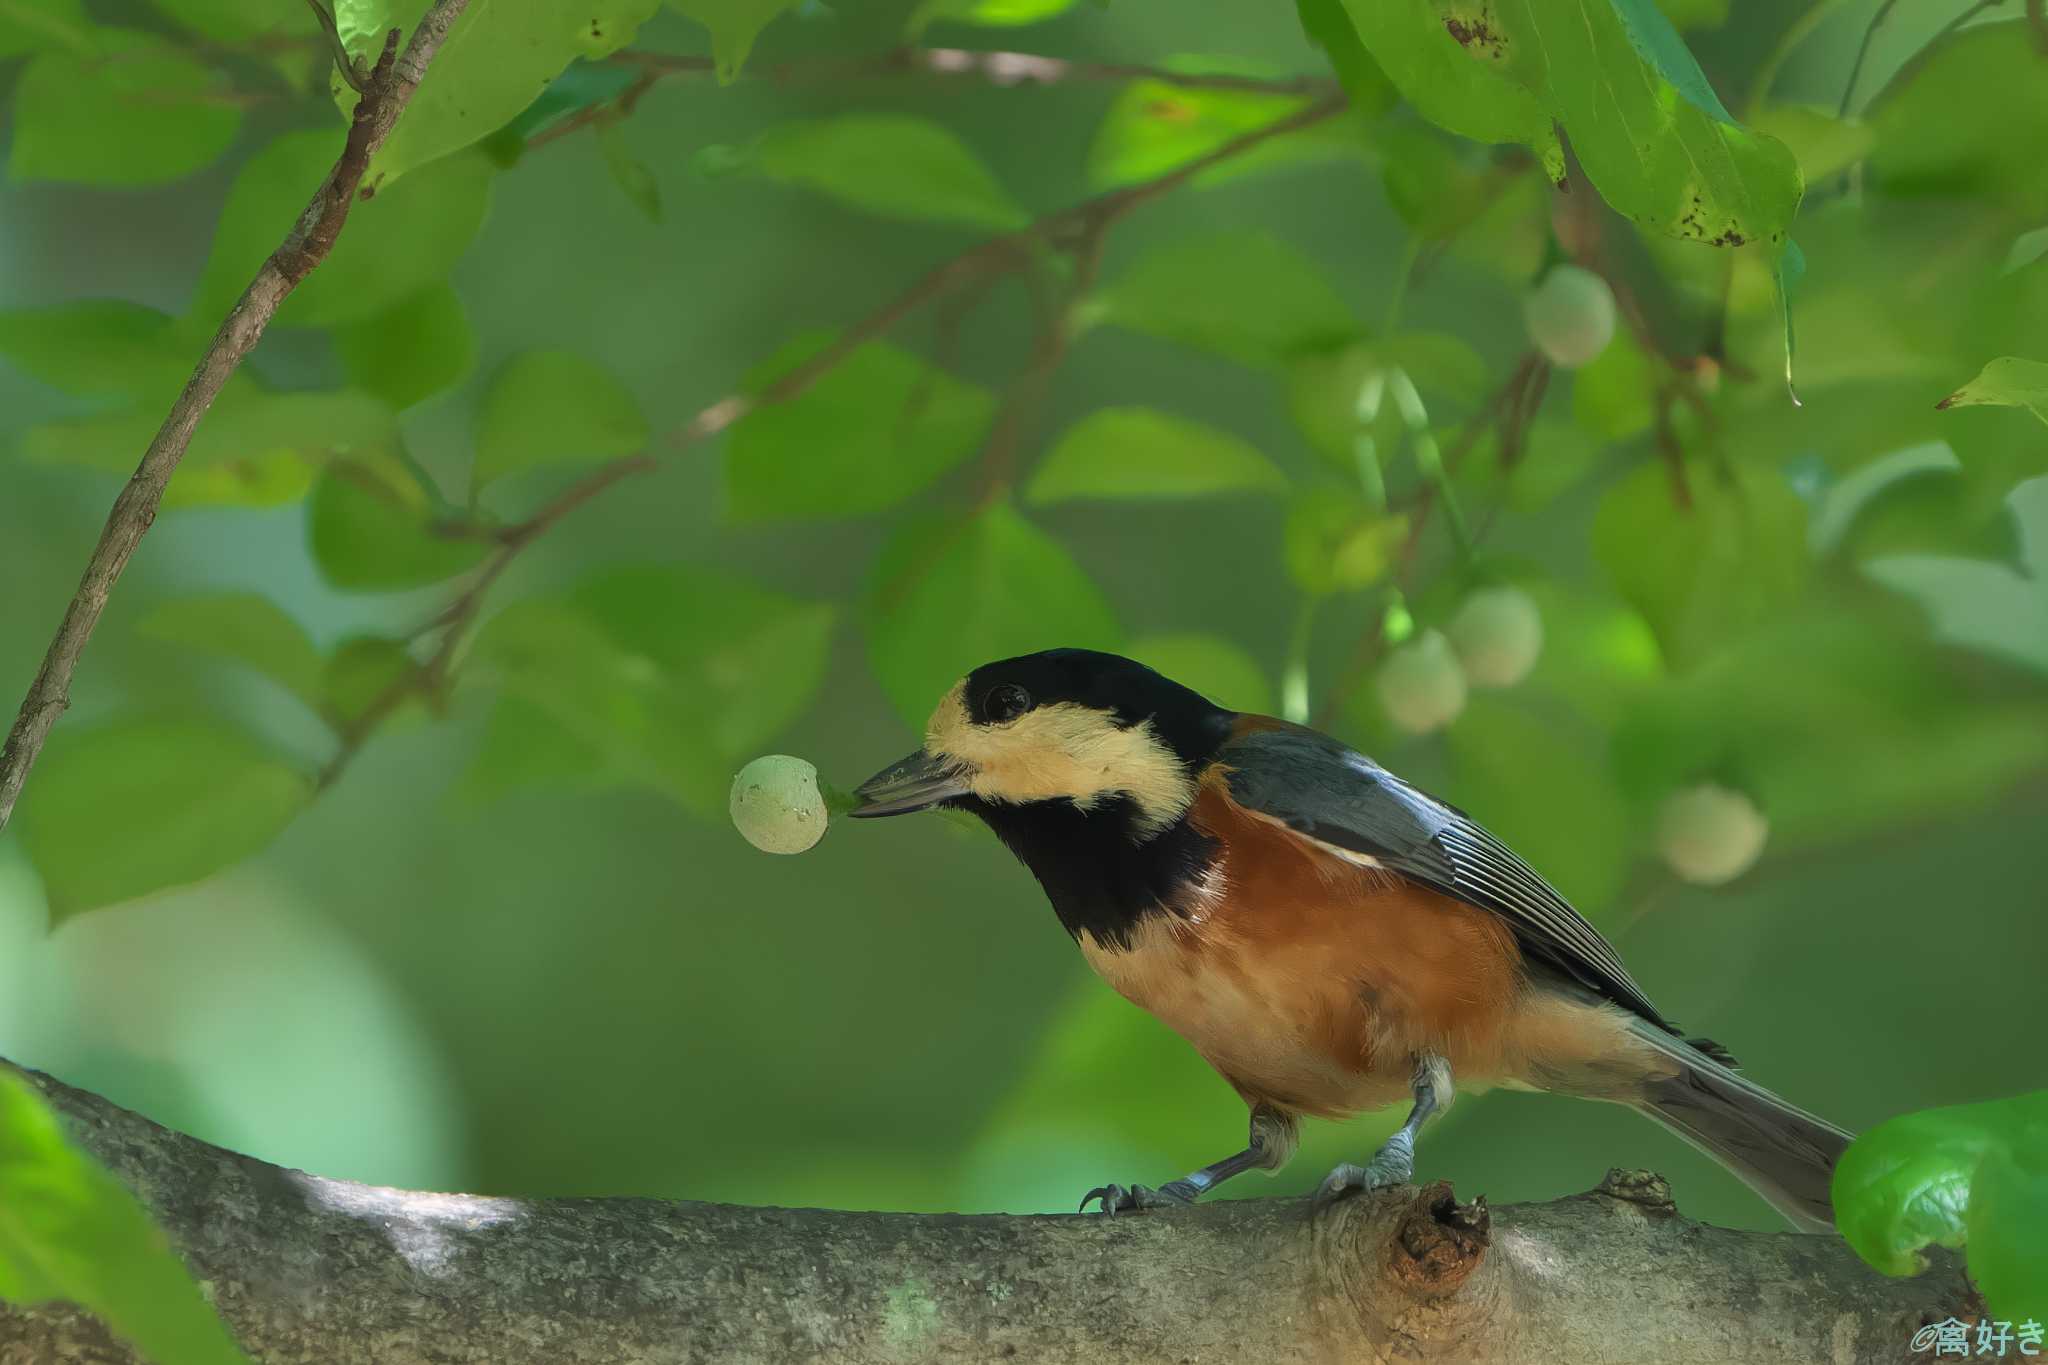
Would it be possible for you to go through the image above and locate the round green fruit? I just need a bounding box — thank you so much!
[1376,629,1468,735]
[1446,586,1544,689]
[1523,265,1616,369]
[1656,784,1768,886]
[730,754,828,855]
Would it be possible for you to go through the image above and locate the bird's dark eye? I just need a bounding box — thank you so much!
[983,682,1031,723]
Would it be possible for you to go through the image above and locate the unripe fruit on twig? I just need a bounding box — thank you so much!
[1376,629,1467,735]
[1524,265,1616,369]
[1656,784,1768,886]
[1446,586,1544,689]
[730,754,828,854]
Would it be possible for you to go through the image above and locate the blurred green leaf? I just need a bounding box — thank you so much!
[1655,0,1725,29]
[1748,105,1873,186]
[2006,226,2048,277]
[196,133,494,328]
[17,716,312,920]
[727,334,995,520]
[1938,357,2048,427]
[865,502,1120,725]
[0,1071,251,1363]
[1028,408,1287,504]
[1834,1090,2048,1309]
[666,0,792,81]
[139,593,327,712]
[1128,633,1273,714]
[9,30,240,186]
[322,637,423,727]
[470,566,835,813]
[309,454,490,591]
[1097,231,1358,368]
[910,0,1079,32]
[1457,420,1602,513]
[599,124,663,223]
[333,0,660,185]
[473,349,648,491]
[22,380,400,509]
[1288,334,1489,465]
[1487,0,1801,249]
[1378,125,1506,240]
[724,115,1027,229]
[1592,459,1808,670]
[149,0,315,41]
[1283,487,1407,594]
[1572,329,1656,441]
[1295,0,1397,116]
[1806,441,1961,558]
[0,301,195,400]
[1086,66,1365,190]
[1864,477,2048,676]
[0,0,93,56]
[1332,0,1561,177]
[332,285,478,412]
[1869,22,2048,217]
[1447,696,1630,910]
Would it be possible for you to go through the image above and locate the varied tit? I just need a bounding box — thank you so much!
[851,648,1850,1226]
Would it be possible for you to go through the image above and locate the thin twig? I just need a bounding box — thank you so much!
[0,1,472,833]
[1838,0,1901,116]
[315,97,1348,789]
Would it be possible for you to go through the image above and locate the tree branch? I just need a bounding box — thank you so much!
[0,0,473,834]
[0,1060,1971,1365]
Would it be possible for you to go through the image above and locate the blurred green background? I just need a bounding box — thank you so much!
[2,0,2045,1241]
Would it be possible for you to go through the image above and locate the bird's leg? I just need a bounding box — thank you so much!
[1317,1053,1452,1204]
[1080,1104,1298,1214]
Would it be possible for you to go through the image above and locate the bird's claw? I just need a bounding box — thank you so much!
[1078,1180,1199,1214]
[1314,1146,1414,1207]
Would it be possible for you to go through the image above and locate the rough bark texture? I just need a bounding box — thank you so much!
[0,0,471,834]
[0,1062,1971,1365]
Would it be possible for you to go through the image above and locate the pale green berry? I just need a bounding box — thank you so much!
[730,755,828,855]
[1656,784,1768,887]
[1376,629,1468,735]
[1524,265,1616,369]
[1446,586,1544,689]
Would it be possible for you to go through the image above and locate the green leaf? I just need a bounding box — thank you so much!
[725,115,1027,230]
[665,0,793,81]
[1833,1091,2048,1283]
[195,132,494,328]
[909,0,1079,33]
[1748,104,1873,185]
[332,285,477,412]
[0,300,196,400]
[0,1071,251,1363]
[333,0,661,186]
[149,0,316,42]
[1296,0,1398,115]
[1968,1140,2048,1325]
[1333,0,1562,178]
[1283,488,1408,594]
[1097,231,1358,368]
[1937,357,2048,427]
[2006,226,2048,277]
[1484,0,1803,249]
[1806,441,1961,558]
[1086,65,1367,191]
[21,380,401,509]
[473,350,648,491]
[599,123,663,223]
[138,594,327,712]
[309,455,490,591]
[1572,328,1656,440]
[1288,334,1489,466]
[1655,0,1725,29]
[1863,477,2048,676]
[469,566,835,813]
[0,0,94,56]
[1127,633,1272,714]
[1868,22,2048,218]
[322,637,423,727]
[1447,695,1630,910]
[1028,408,1287,504]
[16,716,312,920]
[727,335,996,521]
[8,30,240,186]
[1591,459,1808,670]
[1378,124,1508,239]
[865,502,1120,726]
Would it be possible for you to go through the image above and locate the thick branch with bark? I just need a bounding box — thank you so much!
[0,1062,1970,1365]
[0,0,472,833]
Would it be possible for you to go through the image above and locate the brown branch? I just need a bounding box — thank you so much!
[0,0,473,835]
[318,97,1349,790]
[1,1059,1974,1365]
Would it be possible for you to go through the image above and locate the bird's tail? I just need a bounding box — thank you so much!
[1627,1020,1852,1233]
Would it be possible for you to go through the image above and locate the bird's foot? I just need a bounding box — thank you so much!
[1314,1129,1415,1206]
[1078,1179,1201,1214]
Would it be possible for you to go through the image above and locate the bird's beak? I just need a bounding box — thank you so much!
[849,748,971,817]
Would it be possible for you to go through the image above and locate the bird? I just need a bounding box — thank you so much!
[849,647,1850,1228]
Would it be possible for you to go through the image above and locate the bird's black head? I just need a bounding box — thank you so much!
[848,648,1236,837]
